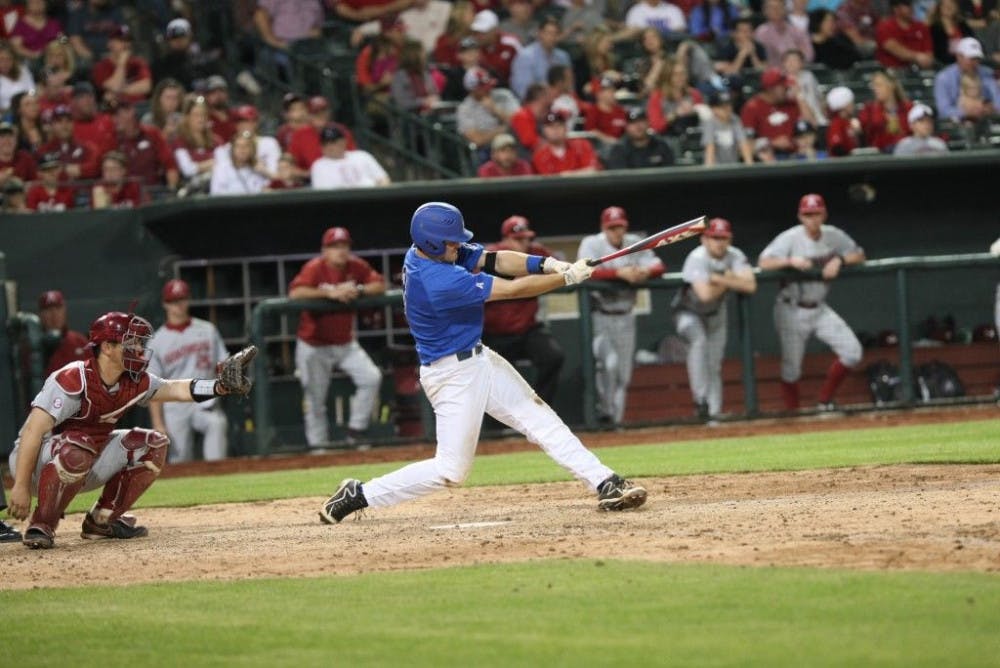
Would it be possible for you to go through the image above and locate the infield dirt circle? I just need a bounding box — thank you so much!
[2,408,998,590]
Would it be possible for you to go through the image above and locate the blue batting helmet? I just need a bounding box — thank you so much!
[410,202,473,256]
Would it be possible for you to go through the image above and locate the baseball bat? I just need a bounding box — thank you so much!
[586,215,707,266]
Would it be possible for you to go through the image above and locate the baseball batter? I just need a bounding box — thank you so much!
[672,218,757,421]
[758,193,866,410]
[148,279,230,462]
[318,202,647,523]
[290,227,386,446]
[577,207,666,425]
[6,311,250,549]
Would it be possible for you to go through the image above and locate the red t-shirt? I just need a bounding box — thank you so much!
[95,181,144,208]
[739,95,800,146]
[44,329,90,376]
[531,138,600,175]
[509,106,540,150]
[38,137,102,179]
[480,35,520,85]
[290,256,383,345]
[91,55,152,104]
[825,115,859,157]
[288,123,357,170]
[276,122,304,150]
[858,100,912,151]
[26,183,76,211]
[39,89,72,115]
[116,125,176,185]
[209,109,237,144]
[477,158,534,177]
[0,150,38,181]
[875,17,932,68]
[483,241,554,336]
[432,33,461,68]
[584,104,627,138]
[73,113,117,155]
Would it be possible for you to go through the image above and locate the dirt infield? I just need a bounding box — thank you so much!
[3,462,998,591]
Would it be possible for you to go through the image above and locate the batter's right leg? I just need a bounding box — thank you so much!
[296,339,336,446]
[675,311,710,414]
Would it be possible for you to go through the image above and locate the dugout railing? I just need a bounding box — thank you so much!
[242,252,998,455]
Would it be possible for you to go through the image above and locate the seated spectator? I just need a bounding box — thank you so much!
[635,27,670,95]
[9,0,62,62]
[755,0,814,66]
[783,48,825,126]
[825,86,862,156]
[38,104,100,179]
[859,70,912,151]
[1,175,28,213]
[91,151,143,208]
[793,119,825,159]
[457,67,513,158]
[153,18,216,90]
[811,9,862,70]
[233,105,281,178]
[91,25,152,106]
[391,39,441,113]
[112,100,179,189]
[478,132,534,176]
[36,290,90,375]
[509,82,551,151]
[267,153,304,190]
[11,90,44,153]
[647,57,703,135]
[547,63,583,128]
[702,89,753,166]
[142,78,185,143]
[26,152,74,212]
[689,0,738,44]
[400,0,453,55]
[37,66,73,116]
[562,0,606,45]
[333,0,414,23]
[433,0,475,69]
[311,125,391,189]
[357,20,406,115]
[202,75,236,143]
[606,107,675,169]
[500,0,539,45]
[70,81,115,155]
[532,109,600,174]
[0,121,37,184]
[472,9,522,86]
[715,18,767,75]
[173,96,222,189]
[580,28,623,96]
[209,131,271,196]
[254,0,324,79]
[625,0,687,35]
[960,0,998,32]
[288,96,357,170]
[0,40,34,113]
[584,76,628,144]
[276,92,307,149]
[740,67,800,161]
[441,36,482,101]
[934,37,998,120]
[929,0,975,64]
[66,0,126,65]
[836,0,879,56]
[894,102,950,154]
[510,17,568,99]
[876,0,934,68]
[40,38,75,92]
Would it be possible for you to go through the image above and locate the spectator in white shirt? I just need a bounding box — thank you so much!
[311,125,391,190]
[401,0,452,54]
[232,104,281,178]
[625,0,687,35]
[210,131,271,195]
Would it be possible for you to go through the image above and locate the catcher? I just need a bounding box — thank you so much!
[5,311,255,549]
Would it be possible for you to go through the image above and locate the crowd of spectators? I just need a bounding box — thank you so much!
[1,0,998,214]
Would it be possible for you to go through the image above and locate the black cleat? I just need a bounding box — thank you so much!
[22,525,54,549]
[597,474,648,512]
[81,513,149,540]
[0,519,22,543]
[319,479,368,524]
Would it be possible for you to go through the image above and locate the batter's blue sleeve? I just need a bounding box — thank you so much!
[456,243,485,272]
[432,266,495,311]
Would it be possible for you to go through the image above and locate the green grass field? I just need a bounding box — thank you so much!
[4,418,1000,667]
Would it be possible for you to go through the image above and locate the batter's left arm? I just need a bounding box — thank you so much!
[478,250,566,277]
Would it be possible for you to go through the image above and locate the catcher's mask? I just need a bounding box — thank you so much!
[89,311,154,381]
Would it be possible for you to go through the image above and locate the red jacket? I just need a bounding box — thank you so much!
[531,138,600,175]
[73,113,117,155]
[289,256,383,345]
[477,158,533,178]
[509,106,540,150]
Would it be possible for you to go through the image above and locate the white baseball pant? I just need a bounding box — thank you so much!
[162,402,228,462]
[362,346,613,507]
[592,312,636,424]
[675,309,727,416]
[774,301,863,382]
[296,339,382,445]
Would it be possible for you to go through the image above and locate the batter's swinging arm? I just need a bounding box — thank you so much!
[586,216,707,267]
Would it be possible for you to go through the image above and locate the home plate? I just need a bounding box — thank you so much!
[429,521,512,530]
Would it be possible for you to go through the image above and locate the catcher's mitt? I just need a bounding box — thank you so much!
[216,345,257,396]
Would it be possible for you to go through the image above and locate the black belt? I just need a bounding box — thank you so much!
[782,298,820,309]
[425,343,483,366]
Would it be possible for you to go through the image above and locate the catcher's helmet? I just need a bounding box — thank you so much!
[410,202,473,256]
[88,311,154,380]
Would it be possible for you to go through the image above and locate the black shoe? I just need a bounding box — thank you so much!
[597,474,647,512]
[319,479,368,524]
[81,512,149,540]
[22,525,54,549]
[695,401,710,423]
[0,519,22,543]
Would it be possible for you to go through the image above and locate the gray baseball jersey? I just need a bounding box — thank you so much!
[576,232,662,313]
[674,245,750,316]
[758,224,862,304]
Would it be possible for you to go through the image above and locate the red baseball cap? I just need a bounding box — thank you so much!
[601,206,629,229]
[501,215,535,239]
[308,96,329,114]
[38,290,65,309]
[798,193,827,214]
[322,226,352,246]
[704,217,733,239]
[760,67,788,89]
[233,104,259,121]
[162,279,191,302]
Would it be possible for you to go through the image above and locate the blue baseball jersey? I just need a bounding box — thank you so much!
[403,243,495,365]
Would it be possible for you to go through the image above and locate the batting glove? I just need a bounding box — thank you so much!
[541,257,572,274]
[563,259,594,285]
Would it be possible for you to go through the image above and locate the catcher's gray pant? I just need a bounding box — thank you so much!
[163,402,227,462]
[592,311,636,424]
[9,430,161,495]
[675,309,727,416]
[296,339,382,445]
[774,301,863,382]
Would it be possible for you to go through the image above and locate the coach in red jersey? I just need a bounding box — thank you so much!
[482,216,565,405]
[7,311,241,549]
